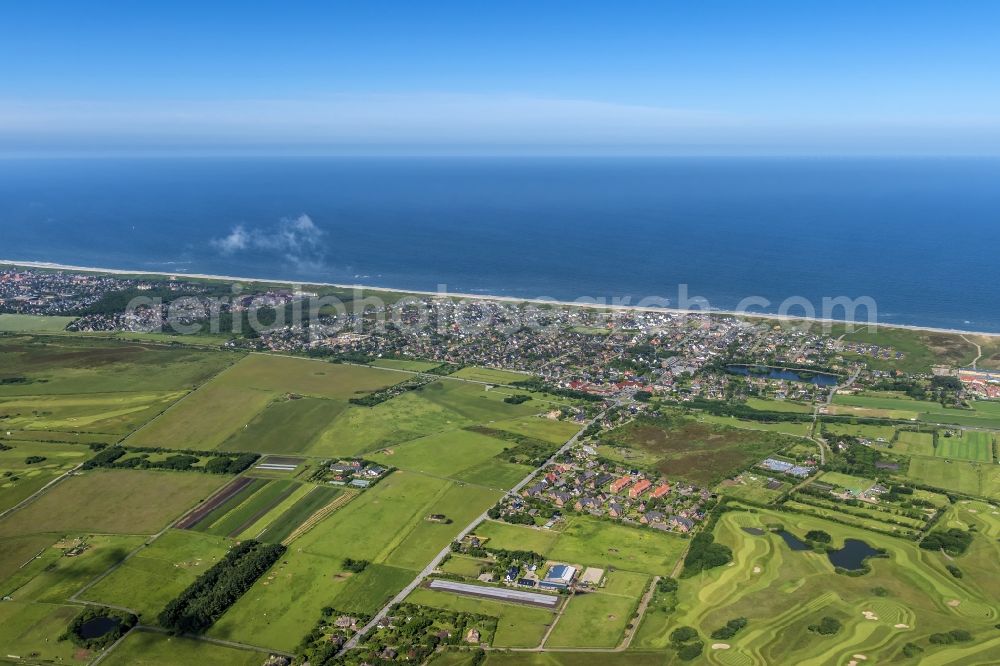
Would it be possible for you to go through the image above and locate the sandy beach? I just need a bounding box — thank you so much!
[3,258,999,338]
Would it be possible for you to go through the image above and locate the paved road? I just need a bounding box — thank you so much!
[339,412,604,653]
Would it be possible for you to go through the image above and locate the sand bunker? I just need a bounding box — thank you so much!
[753,566,761,574]
[861,611,878,620]
[947,599,961,607]
[894,623,910,629]
[853,655,868,660]
[968,509,978,513]
[712,643,731,650]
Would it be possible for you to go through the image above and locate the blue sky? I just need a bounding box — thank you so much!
[3,1,1000,155]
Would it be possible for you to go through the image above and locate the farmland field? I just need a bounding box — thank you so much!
[83,529,232,621]
[449,366,529,384]
[0,441,90,512]
[0,335,241,396]
[549,516,687,576]
[545,589,638,648]
[369,358,443,372]
[904,456,1000,499]
[892,430,935,456]
[381,429,513,479]
[935,430,994,462]
[833,393,1000,428]
[0,469,226,538]
[101,630,264,666]
[0,314,76,332]
[822,422,897,441]
[218,395,347,454]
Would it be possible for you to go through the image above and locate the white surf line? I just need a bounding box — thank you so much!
[4,259,1000,337]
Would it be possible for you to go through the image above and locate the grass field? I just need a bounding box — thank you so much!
[0,314,76,332]
[1,534,144,603]
[822,422,897,441]
[101,630,264,666]
[473,517,685,576]
[407,586,556,648]
[129,354,399,450]
[633,503,1000,663]
[380,429,513,479]
[904,456,1000,499]
[310,377,547,457]
[545,589,638,648]
[0,390,185,435]
[935,430,995,462]
[369,358,443,372]
[892,430,935,456]
[0,601,81,662]
[0,335,241,396]
[745,397,814,413]
[818,471,875,493]
[208,471,494,650]
[0,469,225,538]
[219,395,347,454]
[604,414,794,486]
[328,563,416,614]
[83,529,231,621]
[0,441,90,512]
[696,413,813,437]
[833,393,1000,429]
[490,416,581,444]
[449,366,529,384]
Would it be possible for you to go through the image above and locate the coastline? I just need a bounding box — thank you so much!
[3,258,999,338]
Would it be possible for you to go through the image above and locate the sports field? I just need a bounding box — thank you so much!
[634,504,1000,662]
[893,430,935,456]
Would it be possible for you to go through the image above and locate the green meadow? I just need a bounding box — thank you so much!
[83,529,232,621]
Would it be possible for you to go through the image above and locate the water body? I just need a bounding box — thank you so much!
[776,530,812,551]
[78,616,120,639]
[827,539,882,570]
[3,157,1000,331]
[725,365,839,386]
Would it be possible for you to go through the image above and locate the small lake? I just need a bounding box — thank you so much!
[828,539,881,570]
[726,365,839,386]
[78,616,120,639]
[776,530,811,551]
[742,527,765,536]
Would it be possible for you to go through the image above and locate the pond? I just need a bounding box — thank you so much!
[827,539,881,570]
[776,530,811,551]
[78,616,120,639]
[742,527,765,536]
[726,364,839,386]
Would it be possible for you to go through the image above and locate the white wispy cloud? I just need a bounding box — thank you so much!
[211,214,326,271]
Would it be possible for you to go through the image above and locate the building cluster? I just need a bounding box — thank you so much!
[322,459,389,489]
[491,448,709,534]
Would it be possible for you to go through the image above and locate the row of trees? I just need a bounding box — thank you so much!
[82,445,258,475]
[159,540,285,633]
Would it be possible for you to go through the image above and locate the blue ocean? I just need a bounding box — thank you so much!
[2,157,999,331]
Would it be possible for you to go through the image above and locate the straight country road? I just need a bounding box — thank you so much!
[339,410,605,653]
